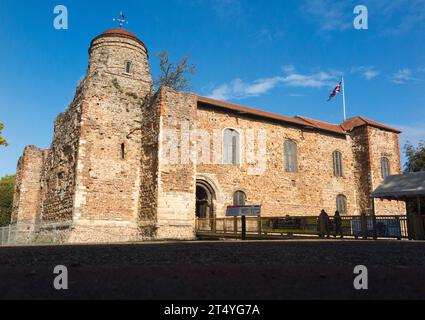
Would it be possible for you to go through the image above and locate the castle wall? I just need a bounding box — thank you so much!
[65,34,155,242]
[37,81,84,222]
[367,127,405,215]
[67,74,144,242]
[194,107,359,217]
[138,91,161,237]
[11,28,406,244]
[11,146,46,224]
[155,87,197,239]
[351,126,373,214]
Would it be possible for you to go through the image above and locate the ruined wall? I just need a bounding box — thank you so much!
[194,107,359,217]
[38,80,84,222]
[11,146,46,223]
[155,87,198,239]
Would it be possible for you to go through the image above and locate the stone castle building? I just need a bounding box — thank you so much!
[11,28,405,242]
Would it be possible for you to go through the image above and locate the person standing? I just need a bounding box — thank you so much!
[334,210,343,238]
[319,209,330,238]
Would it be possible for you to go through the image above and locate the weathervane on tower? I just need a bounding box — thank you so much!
[113,12,128,28]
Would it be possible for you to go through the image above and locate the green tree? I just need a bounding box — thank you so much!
[0,122,8,146]
[154,51,196,91]
[0,175,15,226]
[404,141,425,173]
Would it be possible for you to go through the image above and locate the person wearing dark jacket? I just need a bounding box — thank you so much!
[318,209,330,238]
[334,210,343,238]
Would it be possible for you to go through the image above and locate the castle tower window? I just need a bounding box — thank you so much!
[121,143,125,159]
[336,194,347,214]
[332,151,343,177]
[381,157,391,179]
[223,128,240,165]
[284,140,297,172]
[233,191,246,206]
[125,61,132,74]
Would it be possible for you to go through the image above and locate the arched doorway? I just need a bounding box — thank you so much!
[195,180,215,219]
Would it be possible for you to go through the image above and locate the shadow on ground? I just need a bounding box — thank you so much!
[1,240,424,299]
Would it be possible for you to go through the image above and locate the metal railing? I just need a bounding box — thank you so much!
[0,221,73,246]
[196,214,414,240]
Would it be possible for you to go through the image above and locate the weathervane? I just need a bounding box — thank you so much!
[113,12,128,28]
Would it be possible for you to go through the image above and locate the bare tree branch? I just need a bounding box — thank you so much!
[154,51,196,91]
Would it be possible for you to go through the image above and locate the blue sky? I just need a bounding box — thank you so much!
[1,0,424,177]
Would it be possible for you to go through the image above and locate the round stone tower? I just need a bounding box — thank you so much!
[88,28,153,95]
[68,28,156,242]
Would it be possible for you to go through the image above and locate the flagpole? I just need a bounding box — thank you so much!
[342,77,347,121]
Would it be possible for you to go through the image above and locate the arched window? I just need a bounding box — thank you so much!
[332,151,343,177]
[125,61,132,74]
[336,194,347,214]
[233,191,246,206]
[223,128,240,165]
[284,140,297,172]
[381,157,391,179]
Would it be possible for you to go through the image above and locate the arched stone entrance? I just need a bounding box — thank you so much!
[195,179,215,219]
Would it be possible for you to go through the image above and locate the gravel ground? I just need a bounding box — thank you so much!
[0,239,425,300]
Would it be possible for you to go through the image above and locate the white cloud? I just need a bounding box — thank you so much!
[351,66,380,80]
[301,0,425,35]
[390,69,415,84]
[282,72,337,88]
[209,77,282,100]
[282,65,295,73]
[208,70,340,100]
[301,0,352,32]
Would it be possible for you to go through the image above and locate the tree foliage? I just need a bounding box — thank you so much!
[0,175,15,226]
[0,122,8,146]
[404,141,425,173]
[154,51,196,91]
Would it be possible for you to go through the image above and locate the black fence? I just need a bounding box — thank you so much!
[196,214,417,240]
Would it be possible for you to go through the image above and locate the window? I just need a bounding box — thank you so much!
[233,191,246,206]
[121,143,125,160]
[381,157,390,179]
[223,128,240,165]
[125,61,132,74]
[336,194,347,214]
[284,140,297,172]
[332,151,343,177]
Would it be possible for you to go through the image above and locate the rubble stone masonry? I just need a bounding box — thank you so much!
[11,28,405,243]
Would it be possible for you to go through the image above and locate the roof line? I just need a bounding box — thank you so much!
[195,95,401,135]
[196,95,348,136]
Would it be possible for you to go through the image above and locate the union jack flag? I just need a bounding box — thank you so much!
[327,81,342,101]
